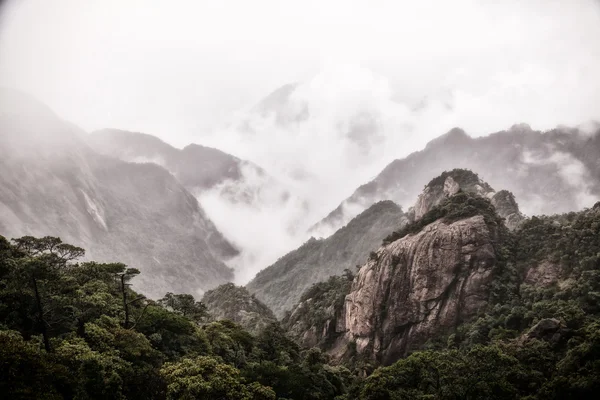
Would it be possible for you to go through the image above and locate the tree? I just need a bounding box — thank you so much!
[10,236,84,352]
[158,292,208,323]
[160,356,275,400]
[115,265,144,329]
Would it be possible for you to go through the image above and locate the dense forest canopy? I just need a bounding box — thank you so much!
[2,196,600,399]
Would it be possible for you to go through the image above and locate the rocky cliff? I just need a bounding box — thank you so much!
[286,187,510,365]
[406,169,525,230]
[339,213,501,364]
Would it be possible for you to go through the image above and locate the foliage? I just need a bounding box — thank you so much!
[202,283,277,333]
[383,190,504,245]
[3,197,600,399]
[0,235,350,399]
[282,271,354,347]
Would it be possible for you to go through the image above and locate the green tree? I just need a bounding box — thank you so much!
[160,356,275,400]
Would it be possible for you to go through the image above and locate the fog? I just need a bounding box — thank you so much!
[1,0,600,283]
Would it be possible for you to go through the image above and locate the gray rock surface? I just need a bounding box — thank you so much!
[335,215,499,364]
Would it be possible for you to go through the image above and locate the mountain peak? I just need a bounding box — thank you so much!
[424,127,471,149]
[412,169,495,221]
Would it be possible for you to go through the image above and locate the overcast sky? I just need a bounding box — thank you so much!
[1,0,600,149]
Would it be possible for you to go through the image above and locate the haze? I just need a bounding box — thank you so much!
[1,0,600,283]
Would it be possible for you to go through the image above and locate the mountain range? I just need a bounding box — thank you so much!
[3,84,600,399]
[2,84,600,304]
[312,124,600,235]
[0,88,236,298]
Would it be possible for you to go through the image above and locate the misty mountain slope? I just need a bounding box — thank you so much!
[89,128,269,193]
[89,128,300,276]
[313,125,600,234]
[0,89,236,298]
[246,200,407,318]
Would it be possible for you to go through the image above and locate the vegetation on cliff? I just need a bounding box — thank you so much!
[287,194,600,399]
[202,283,277,334]
[383,190,505,245]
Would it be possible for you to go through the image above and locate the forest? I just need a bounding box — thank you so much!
[2,200,600,399]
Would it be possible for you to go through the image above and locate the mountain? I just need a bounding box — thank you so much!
[246,200,408,317]
[313,125,600,234]
[250,169,524,319]
[89,128,269,196]
[0,89,236,298]
[202,283,277,333]
[284,170,600,367]
[284,171,510,357]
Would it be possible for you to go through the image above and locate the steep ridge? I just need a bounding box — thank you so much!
[313,125,600,234]
[340,209,502,364]
[255,170,524,319]
[88,128,268,195]
[0,89,235,298]
[202,283,277,333]
[246,201,408,317]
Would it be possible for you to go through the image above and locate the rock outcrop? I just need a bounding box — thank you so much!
[283,274,353,349]
[409,170,495,221]
[334,214,500,364]
[521,318,566,345]
[491,190,525,230]
[406,169,524,230]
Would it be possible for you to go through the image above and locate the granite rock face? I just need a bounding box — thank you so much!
[411,173,494,221]
[331,215,500,364]
[491,190,526,230]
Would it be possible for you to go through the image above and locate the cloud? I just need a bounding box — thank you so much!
[196,163,310,284]
[522,149,597,212]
